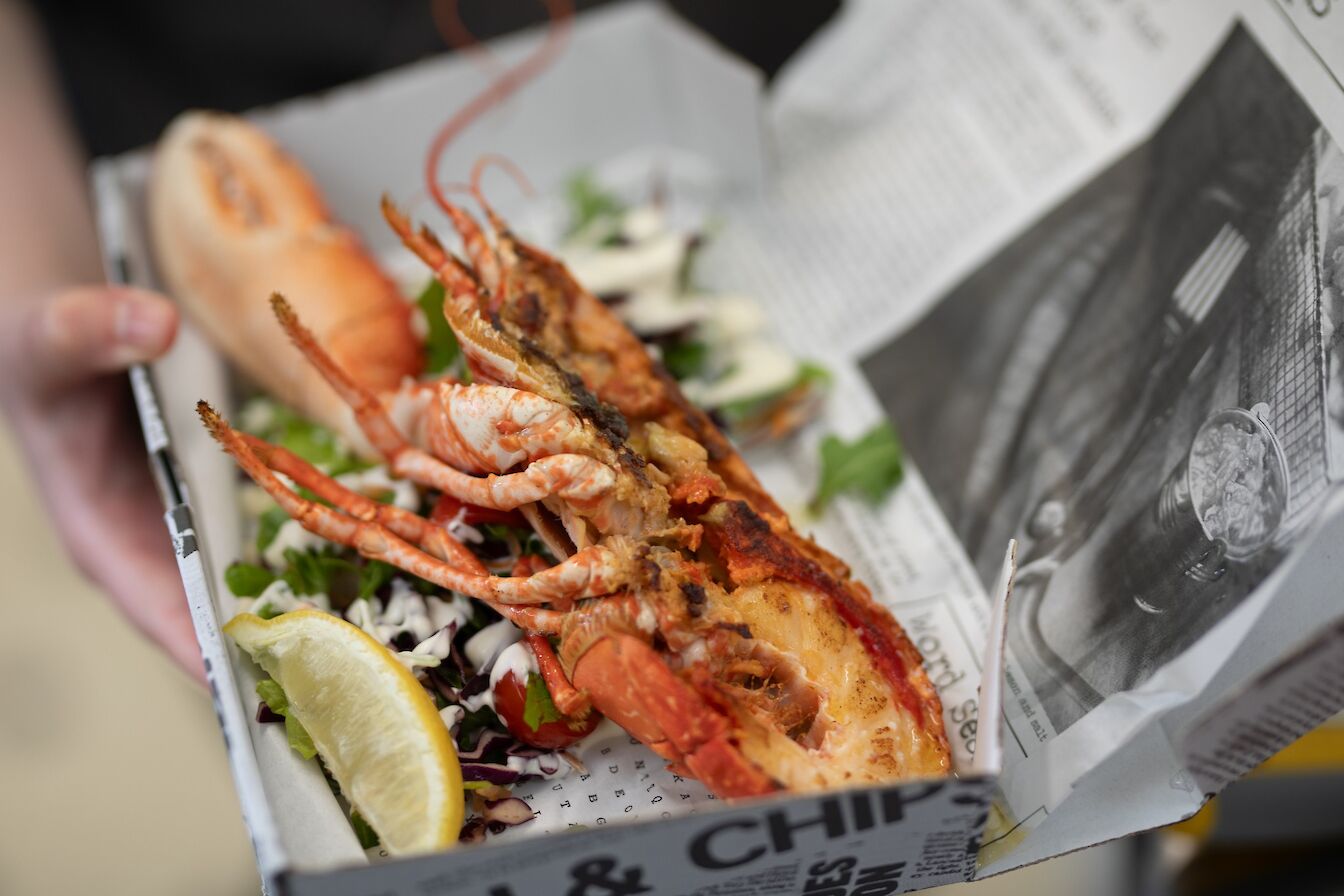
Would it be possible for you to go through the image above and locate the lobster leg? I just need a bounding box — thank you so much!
[431,194,502,295]
[201,402,633,608]
[242,433,562,634]
[470,155,531,245]
[526,633,590,717]
[456,179,669,421]
[381,196,485,302]
[468,156,534,311]
[384,200,571,402]
[569,632,777,798]
[269,294,617,510]
[505,554,590,711]
[238,433,487,576]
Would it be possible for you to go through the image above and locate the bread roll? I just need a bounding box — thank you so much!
[148,111,421,434]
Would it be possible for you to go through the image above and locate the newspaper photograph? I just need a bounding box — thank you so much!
[853,9,1344,861]
[870,21,1335,736]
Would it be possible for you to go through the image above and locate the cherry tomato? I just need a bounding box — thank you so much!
[492,670,601,750]
[430,493,527,528]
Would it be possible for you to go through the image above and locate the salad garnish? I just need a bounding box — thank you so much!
[227,396,577,847]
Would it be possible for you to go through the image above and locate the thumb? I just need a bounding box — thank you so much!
[20,286,178,392]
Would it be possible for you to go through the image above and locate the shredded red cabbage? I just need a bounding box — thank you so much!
[458,818,488,844]
[458,730,512,761]
[461,762,522,785]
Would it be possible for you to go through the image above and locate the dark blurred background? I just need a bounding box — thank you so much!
[31,0,840,157]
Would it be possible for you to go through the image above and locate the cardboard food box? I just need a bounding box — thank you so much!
[91,5,1012,894]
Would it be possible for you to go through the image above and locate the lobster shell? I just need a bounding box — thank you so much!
[147,112,421,434]
[413,201,953,791]
[163,111,953,799]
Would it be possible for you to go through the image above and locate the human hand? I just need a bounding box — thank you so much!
[0,285,203,682]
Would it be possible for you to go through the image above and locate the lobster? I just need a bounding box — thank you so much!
[195,176,950,799]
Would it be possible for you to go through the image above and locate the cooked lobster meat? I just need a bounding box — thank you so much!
[160,113,950,797]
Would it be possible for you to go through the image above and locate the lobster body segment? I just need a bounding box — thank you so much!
[570,632,778,797]
[200,181,950,800]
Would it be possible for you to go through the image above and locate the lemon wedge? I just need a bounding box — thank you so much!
[224,609,463,855]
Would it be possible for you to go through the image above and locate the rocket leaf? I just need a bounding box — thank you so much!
[810,422,904,513]
[522,673,563,731]
[416,279,463,375]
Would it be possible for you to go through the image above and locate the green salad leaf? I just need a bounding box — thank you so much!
[522,673,563,731]
[661,339,710,380]
[718,360,831,424]
[810,422,904,513]
[356,560,396,601]
[565,171,625,239]
[224,563,276,597]
[256,679,317,760]
[284,716,317,760]
[242,401,370,477]
[256,602,285,621]
[349,810,380,850]
[675,217,722,293]
[455,705,501,752]
[280,548,358,597]
[256,679,289,715]
[795,360,833,389]
[255,506,289,553]
[416,279,465,375]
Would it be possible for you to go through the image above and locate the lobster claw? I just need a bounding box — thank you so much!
[571,633,778,798]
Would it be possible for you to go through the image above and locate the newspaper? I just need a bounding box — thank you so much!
[699,0,1344,876]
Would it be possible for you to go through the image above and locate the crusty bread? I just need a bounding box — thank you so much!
[147,111,421,434]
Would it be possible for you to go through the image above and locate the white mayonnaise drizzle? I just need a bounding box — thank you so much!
[565,232,685,296]
[443,505,485,545]
[618,291,708,335]
[345,598,383,641]
[558,201,806,413]
[439,704,465,732]
[489,640,540,692]
[506,754,568,780]
[701,294,767,341]
[682,339,799,409]
[461,636,538,714]
[427,593,474,633]
[382,583,438,643]
[412,627,454,660]
[262,519,330,568]
[465,619,524,674]
[334,467,419,512]
[621,205,664,242]
[341,580,473,672]
[250,579,331,617]
[395,650,441,672]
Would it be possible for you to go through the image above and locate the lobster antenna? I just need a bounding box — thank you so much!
[424,0,573,220]
[470,153,536,235]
